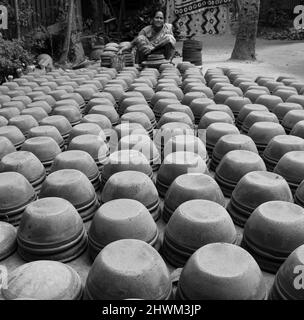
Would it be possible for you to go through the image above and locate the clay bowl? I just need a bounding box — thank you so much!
[0,151,46,192]
[264,81,284,93]
[88,199,159,259]
[201,104,234,120]
[290,120,304,139]
[205,123,240,156]
[39,169,98,221]
[0,136,16,160]
[68,134,109,171]
[40,115,72,142]
[21,107,48,122]
[27,101,52,114]
[236,104,270,129]
[101,150,153,187]
[181,92,207,106]
[0,125,25,149]
[7,90,26,98]
[150,91,178,108]
[50,150,100,189]
[157,112,193,129]
[274,151,304,194]
[101,171,160,221]
[68,123,106,143]
[74,86,96,102]
[163,135,208,164]
[160,86,184,101]
[21,136,61,172]
[121,112,153,137]
[163,200,237,267]
[84,239,172,300]
[53,99,81,110]
[198,111,234,130]
[227,171,293,227]
[163,173,225,223]
[8,115,39,136]
[161,104,195,123]
[273,102,303,123]
[89,105,119,126]
[269,244,304,300]
[255,94,283,111]
[33,95,57,108]
[61,93,86,109]
[153,98,181,121]
[215,150,266,197]
[212,82,233,94]
[103,85,125,103]
[244,88,270,103]
[119,97,148,115]
[133,86,155,103]
[282,110,304,133]
[0,222,17,261]
[124,104,156,127]
[0,115,8,127]
[17,197,87,262]
[2,101,25,112]
[52,106,82,126]
[241,110,279,134]
[263,135,304,171]
[248,122,286,154]
[12,96,32,107]
[289,82,304,93]
[84,98,114,114]
[241,201,304,273]
[81,114,112,138]
[287,95,304,108]
[214,91,239,104]
[156,151,208,198]
[49,89,69,101]
[1,261,83,300]
[211,134,258,170]
[223,96,251,117]
[0,172,36,226]
[176,243,266,300]
[118,134,160,170]
[28,126,65,151]
[118,91,145,105]
[107,79,128,91]
[0,107,21,120]
[0,95,11,105]
[274,89,298,102]
[111,123,147,145]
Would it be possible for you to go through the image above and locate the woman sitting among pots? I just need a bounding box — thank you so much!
[118,10,176,64]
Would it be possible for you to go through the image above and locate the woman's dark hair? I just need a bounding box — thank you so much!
[152,8,166,19]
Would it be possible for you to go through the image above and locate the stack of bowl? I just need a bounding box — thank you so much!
[282,110,304,134]
[241,111,279,134]
[0,126,25,150]
[210,134,258,171]
[241,201,304,273]
[101,171,161,221]
[0,172,36,225]
[248,122,286,155]
[162,200,237,267]
[17,197,88,262]
[101,150,153,187]
[1,261,83,300]
[176,243,267,300]
[263,135,304,171]
[0,222,17,261]
[269,244,304,300]
[118,134,160,172]
[156,151,208,198]
[68,134,109,173]
[236,104,268,129]
[21,136,61,174]
[273,102,303,123]
[39,169,99,222]
[227,171,293,227]
[0,136,16,160]
[0,151,46,194]
[215,150,266,197]
[163,173,225,223]
[84,239,172,300]
[88,199,159,260]
[50,150,101,198]
[274,151,304,194]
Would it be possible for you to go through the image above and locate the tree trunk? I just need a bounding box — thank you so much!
[71,0,85,64]
[231,0,260,60]
[59,0,74,64]
[14,0,21,39]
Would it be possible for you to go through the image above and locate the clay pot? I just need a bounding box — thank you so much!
[0,222,17,261]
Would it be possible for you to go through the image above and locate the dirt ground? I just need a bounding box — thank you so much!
[175,33,304,82]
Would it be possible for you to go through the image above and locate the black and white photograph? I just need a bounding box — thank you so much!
[0,0,304,315]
